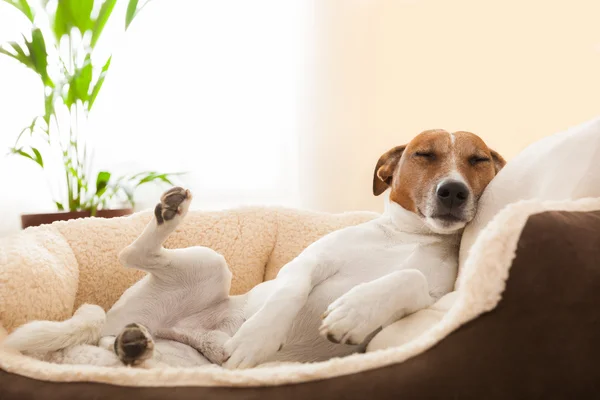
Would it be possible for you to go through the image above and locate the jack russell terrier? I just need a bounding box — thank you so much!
[4,129,505,369]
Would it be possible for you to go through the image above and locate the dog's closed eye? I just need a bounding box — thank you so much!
[414,151,436,160]
[469,156,491,166]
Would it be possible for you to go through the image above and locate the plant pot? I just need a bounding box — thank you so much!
[21,208,133,229]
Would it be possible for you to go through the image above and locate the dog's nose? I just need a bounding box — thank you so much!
[436,181,469,209]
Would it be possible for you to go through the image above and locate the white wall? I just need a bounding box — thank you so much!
[303,0,600,213]
[1,0,600,236]
[0,0,309,236]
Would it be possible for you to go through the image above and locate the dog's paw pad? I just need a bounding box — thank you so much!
[154,187,192,225]
[114,323,154,366]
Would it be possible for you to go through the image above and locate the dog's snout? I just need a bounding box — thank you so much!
[436,181,469,209]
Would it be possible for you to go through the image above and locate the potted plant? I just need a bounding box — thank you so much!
[1,0,180,228]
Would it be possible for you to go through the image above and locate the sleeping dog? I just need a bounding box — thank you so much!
[4,129,505,369]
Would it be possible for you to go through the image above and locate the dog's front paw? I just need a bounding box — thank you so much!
[319,285,391,346]
[199,330,230,366]
[222,318,285,369]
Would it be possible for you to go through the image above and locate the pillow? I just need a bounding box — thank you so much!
[458,117,600,287]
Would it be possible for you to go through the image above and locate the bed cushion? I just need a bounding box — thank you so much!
[458,116,600,286]
[2,208,599,399]
[0,207,377,331]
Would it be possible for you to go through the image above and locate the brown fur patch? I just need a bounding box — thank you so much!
[373,130,505,214]
[154,204,164,225]
[452,131,501,202]
[373,146,406,196]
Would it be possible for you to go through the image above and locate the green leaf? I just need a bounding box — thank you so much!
[90,0,117,48]
[55,201,65,211]
[136,172,157,185]
[156,173,173,184]
[11,147,43,168]
[27,117,38,135]
[1,32,53,88]
[125,0,139,29]
[11,148,34,161]
[128,170,153,179]
[53,0,69,39]
[44,91,55,126]
[66,55,92,107]
[54,0,95,40]
[13,117,37,146]
[95,170,111,194]
[70,0,94,32]
[2,0,35,22]
[135,172,181,186]
[68,166,78,177]
[0,42,34,69]
[31,147,43,167]
[88,56,111,110]
[23,28,53,87]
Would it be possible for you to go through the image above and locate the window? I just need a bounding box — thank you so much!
[0,0,310,235]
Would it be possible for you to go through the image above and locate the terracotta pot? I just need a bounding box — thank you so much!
[21,208,133,229]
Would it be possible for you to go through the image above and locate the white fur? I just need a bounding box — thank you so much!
[4,190,460,369]
[2,197,599,387]
[3,304,105,353]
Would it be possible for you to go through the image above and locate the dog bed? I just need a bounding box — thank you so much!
[1,197,600,399]
[2,117,600,399]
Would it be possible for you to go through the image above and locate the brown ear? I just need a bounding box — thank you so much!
[490,149,506,174]
[373,145,406,196]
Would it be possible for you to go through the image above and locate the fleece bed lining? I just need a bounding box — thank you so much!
[1,197,599,387]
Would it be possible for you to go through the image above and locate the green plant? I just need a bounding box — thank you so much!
[1,0,179,214]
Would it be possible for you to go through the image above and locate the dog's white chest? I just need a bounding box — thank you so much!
[268,216,458,363]
[309,218,457,290]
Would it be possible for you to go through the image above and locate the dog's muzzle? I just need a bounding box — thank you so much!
[433,180,470,221]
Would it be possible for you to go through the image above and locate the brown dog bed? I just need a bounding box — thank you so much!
[1,197,600,399]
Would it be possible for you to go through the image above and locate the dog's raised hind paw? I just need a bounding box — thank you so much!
[154,187,192,225]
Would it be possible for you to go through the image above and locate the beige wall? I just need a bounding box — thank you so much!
[300,0,600,213]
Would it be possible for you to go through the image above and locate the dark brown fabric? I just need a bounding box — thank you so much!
[2,210,600,400]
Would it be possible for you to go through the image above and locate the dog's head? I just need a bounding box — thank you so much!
[373,129,505,234]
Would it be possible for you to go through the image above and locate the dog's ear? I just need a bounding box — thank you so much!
[373,145,406,196]
[490,149,506,174]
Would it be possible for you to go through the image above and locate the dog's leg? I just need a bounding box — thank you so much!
[107,187,237,366]
[118,187,231,290]
[112,324,216,367]
[117,186,192,275]
[3,304,106,354]
[154,327,230,365]
[223,257,333,369]
[42,344,122,367]
[320,269,434,345]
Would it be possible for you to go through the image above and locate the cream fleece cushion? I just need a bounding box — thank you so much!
[0,206,377,332]
[2,198,600,387]
[458,116,600,286]
[0,225,79,330]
